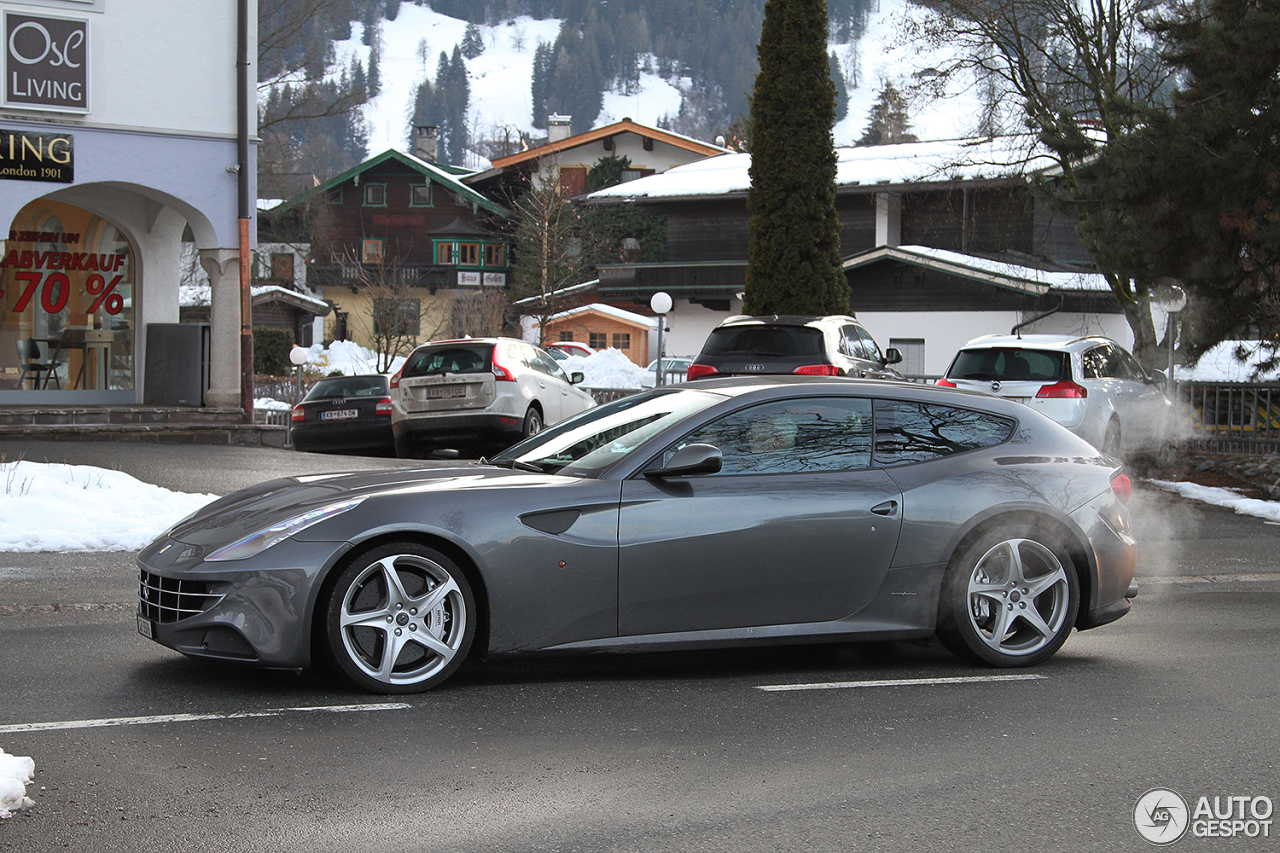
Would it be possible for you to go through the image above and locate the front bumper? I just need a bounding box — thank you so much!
[136,537,346,670]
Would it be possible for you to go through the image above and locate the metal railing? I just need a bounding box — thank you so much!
[1176,381,1280,453]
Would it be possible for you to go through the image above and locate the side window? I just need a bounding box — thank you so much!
[842,326,867,359]
[1115,348,1145,381]
[669,398,873,475]
[857,326,884,362]
[873,400,1015,466]
[532,349,569,381]
[1082,347,1107,380]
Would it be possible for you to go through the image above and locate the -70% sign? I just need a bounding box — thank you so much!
[3,271,125,315]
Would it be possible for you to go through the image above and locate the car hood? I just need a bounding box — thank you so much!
[162,465,571,547]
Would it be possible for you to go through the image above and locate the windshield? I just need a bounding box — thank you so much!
[490,388,725,476]
[701,325,824,357]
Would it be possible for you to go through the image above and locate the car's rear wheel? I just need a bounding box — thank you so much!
[937,526,1079,667]
[522,406,543,438]
[324,543,475,693]
[1102,420,1122,460]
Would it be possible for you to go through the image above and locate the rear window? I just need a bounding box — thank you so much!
[701,325,824,358]
[947,347,1069,382]
[402,343,494,378]
[305,376,387,399]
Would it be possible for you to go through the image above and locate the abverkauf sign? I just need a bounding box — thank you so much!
[3,12,89,113]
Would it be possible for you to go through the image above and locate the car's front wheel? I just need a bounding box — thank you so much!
[324,543,475,693]
[937,526,1079,667]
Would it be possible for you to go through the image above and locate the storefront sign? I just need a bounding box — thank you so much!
[3,12,89,113]
[457,271,481,287]
[0,129,73,183]
[483,272,506,287]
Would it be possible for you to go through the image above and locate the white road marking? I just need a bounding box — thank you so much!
[0,703,412,734]
[757,673,1048,692]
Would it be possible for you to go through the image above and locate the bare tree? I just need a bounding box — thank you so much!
[900,0,1179,364]
[509,178,592,345]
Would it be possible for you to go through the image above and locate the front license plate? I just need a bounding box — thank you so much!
[137,615,154,639]
[322,409,358,420]
[427,385,466,399]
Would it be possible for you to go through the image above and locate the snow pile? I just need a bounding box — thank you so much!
[1146,481,1280,522]
[561,348,650,390]
[0,461,217,553]
[0,749,35,819]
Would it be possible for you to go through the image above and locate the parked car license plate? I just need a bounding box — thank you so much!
[427,386,466,399]
[322,409,358,420]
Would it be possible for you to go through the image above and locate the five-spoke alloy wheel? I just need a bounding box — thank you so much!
[325,543,475,693]
[937,527,1079,667]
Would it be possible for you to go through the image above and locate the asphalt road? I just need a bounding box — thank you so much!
[2,441,1278,852]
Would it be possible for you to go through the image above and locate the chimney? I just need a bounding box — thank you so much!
[415,125,439,163]
[548,114,572,143]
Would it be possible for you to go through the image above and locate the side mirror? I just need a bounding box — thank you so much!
[1148,369,1166,385]
[644,443,723,478]
[884,347,903,365]
[570,371,585,385]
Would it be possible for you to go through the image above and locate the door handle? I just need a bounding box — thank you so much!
[870,500,898,516]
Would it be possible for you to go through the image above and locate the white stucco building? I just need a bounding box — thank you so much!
[0,0,255,408]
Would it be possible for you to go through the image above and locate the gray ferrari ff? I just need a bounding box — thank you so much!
[137,376,1138,693]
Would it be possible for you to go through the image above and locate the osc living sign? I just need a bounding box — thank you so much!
[3,12,89,113]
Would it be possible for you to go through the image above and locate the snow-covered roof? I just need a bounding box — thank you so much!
[539,302,658,328]
[180,282,329,313]
[846,245,1112,294]
[585,136,1059,202]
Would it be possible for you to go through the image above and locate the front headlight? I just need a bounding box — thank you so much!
[206,498,366,562]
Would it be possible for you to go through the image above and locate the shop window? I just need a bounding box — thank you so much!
[1,199,135,395]
[612,333,631,350]
[361,239,384,264]
[589,332,608,349]
[483,244,506,267]
[410,185,433,207]
[363,184,386,206]
[436,243,455,265]
[458,243,480,266]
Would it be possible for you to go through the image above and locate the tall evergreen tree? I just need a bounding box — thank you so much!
[531,41,553,129]
[744,0,847,316]
[856,84,917,146]
[462,22,485,58]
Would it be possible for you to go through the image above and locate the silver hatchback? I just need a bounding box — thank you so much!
[938,334,1177,462]
[390,337,597,457]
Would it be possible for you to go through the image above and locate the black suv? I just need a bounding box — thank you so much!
[687,315,905,381]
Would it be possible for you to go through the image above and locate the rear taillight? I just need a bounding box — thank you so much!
[1036,380,1088,399]
[389,369,402,390]
[686,363,719,380]
[1110,471,1132,504]
[792,364,841,376]
[935,377,957,388]
[290,405,305,423]
[375,397,392,415]
[492,350,516,382]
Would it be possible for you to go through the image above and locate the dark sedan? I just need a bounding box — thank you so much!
[289,374,394,456]
[138,376,1137,693]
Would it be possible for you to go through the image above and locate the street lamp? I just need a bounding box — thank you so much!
[287,346,309,448]
[650,291,672,386]
[1154,281,1187,389]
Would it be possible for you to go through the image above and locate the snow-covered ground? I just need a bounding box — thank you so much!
[335,1,987,162]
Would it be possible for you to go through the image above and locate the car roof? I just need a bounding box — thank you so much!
[960,333,1117,353]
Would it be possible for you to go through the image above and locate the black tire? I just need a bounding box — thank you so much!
[522,406,543,438]
[1101,420,1122,460]
[324,542,475,693]
[936,525,1079,667]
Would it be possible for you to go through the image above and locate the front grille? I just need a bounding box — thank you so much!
[138,570,223,624]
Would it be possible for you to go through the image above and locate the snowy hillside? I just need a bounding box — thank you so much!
[330,1,984,164]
